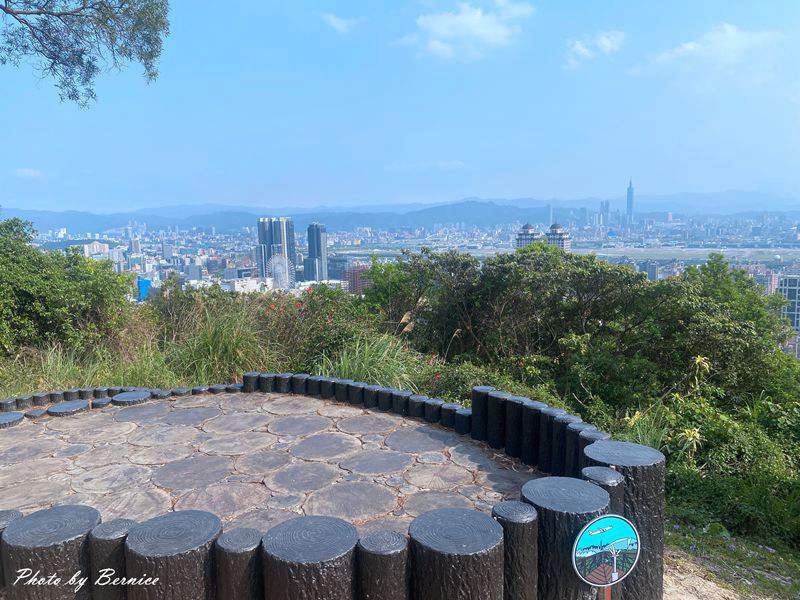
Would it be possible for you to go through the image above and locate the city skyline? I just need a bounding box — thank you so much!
[3,2,800,211]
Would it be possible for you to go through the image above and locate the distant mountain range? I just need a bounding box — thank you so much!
[2,191,797,233]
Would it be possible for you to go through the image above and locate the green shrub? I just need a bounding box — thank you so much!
[317,334,422,390]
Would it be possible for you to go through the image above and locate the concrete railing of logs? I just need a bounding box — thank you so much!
[0,373,666,600]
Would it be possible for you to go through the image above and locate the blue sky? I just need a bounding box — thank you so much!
[2,1,799,212]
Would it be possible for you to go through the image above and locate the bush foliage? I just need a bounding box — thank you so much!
[1,219,799,546]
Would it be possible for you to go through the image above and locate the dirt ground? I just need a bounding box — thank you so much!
[665,549,742,600]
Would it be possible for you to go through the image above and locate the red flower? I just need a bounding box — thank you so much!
[307,287,313,292]
[295,302,302,309]
[434,373,441,380]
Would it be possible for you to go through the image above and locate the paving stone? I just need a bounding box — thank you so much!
[266,494,304,511]
[129,443,195,465]
[92,488,173,521]
[402,490,472,517]
[227,508,298,532]
[234,449,292,476]
[340,450,412,475]
[418,451,448,464]
[151,454,234,490]
[0,478,73,510]
[198,432,277,455]
[203,413,272,435]
[113,401,172,423]
[172,395,216,409]
[0,457,70,485]
[304,481,397,521]
[54,443,92,458]
[356,517,413,537]
[385,426,454,453]
[262,395,323,415]
[74,443,131,468]
[64,421,137,444]
[45,413,116,433]
[290,432,361,462]
[267,414,332,436]
[175,482,270,519]
[72,463,152,494]
[0,438,64,465]
[317,404,364,418]
[128,424,202,447]
[218,395,268,413]
[404,463,474,491]
[160,406,221,426]
[337,414,398,435]
[448,443,499,471]
[266,462,341,493]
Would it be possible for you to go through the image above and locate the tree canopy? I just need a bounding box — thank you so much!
[1,0,169,104]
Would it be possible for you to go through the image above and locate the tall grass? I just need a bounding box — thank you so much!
[317,334,421,390]
[166,305,274,385]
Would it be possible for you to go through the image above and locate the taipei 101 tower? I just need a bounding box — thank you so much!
[626,179,634,225]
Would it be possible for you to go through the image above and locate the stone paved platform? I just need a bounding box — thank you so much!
[0,392,540,535]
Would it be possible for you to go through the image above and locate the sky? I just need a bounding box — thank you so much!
[2,1,800,213]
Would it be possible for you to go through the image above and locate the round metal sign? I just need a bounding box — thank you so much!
[572,514,641,588]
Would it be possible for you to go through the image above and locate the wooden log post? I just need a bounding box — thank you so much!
[377,388,395,412]
[407,395,427,419]
[64,389,81,401]
[319,378,335,399]
[334,379,353,403]
[262,516,358,600]
[581,467,625,515]
[486,390,511,450]
[0,510,22,588]
[347,382,365,405]
[0,412,23,429]
[521,401,549,468]
[583,440,666,600]
[492,500,538,600]
[578,430,611,472]
[409,508,504,600]
[275,373,293,394]
[362,385,380,409]
[537,408,566,474]
[89,518,137,600]
[32,392,50,406]
[192,386,210,395]
[454,408,472,435]
[171,388,191,397]
[440,403,461,428]
[14,396,33,409]
[1,504,101,600]
[424,398,444,424]
[307,376,322,397]
[291,374,310,395]
[470,386,494,442]
[505,396,527,458]
[47,399,91,417]
[125,510,222,600]
[111,391,152,407]
[216,527,263,600]
[564,423,596,478]
[242,372,260,393]
[357,530,409,600]
[551,414,583,476]
[521,477,610,600]
[258,373,276,393]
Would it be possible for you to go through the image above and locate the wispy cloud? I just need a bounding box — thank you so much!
[15,168,43,179]
[653,23,782,67]
[399,0,535,60]
[321,13,358,34]
[565,30,625,69]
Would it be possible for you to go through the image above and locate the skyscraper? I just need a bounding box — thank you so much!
[626,179,634,225]
[304,223,328,281]
[256,217,297,288]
